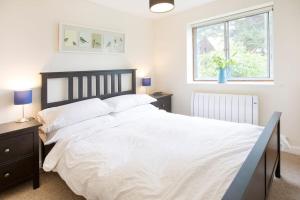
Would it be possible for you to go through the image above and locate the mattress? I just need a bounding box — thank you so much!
[43,105,263,200]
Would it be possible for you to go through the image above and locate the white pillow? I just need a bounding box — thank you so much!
[104,94,157,112]
[37,98,112,133]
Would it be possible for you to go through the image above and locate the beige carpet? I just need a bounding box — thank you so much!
[269,153,300,200]
[0,172,84,200]
[0,153,299,200]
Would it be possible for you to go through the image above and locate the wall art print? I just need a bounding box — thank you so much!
[59,24,125,53]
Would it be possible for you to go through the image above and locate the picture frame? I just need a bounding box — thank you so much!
[59,23,125,53]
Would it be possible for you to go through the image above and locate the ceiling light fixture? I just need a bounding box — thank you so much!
[149,0,175,13]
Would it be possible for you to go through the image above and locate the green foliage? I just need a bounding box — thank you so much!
[230,43,267,77]
[196,13,269,80]
[199,49,267,79]
[211,54,236,70]
[230,14,266,52]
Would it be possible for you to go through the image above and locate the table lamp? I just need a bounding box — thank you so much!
[142,77,151,94]
[14,90,32,123]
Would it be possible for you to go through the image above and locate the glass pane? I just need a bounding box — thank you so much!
[194,23,225,80]
[229,13,269,79]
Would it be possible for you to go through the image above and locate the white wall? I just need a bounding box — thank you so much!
[0,0,154,123]
[1,0,300,151]
[153,0,300,148]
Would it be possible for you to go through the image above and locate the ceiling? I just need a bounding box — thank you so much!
[87,0,216,18]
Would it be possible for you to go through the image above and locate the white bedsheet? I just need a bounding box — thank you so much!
[43,106,263,200]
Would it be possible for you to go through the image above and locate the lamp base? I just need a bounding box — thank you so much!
[16,118,31,123]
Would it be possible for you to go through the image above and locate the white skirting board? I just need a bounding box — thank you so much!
[283,146,300,156]
[280,134,300,156]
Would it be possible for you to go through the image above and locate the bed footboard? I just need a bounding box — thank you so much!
[222,112,281,200]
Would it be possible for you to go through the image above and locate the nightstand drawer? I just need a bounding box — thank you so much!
[159,96,171,112]
[0,156,33,190]
[0,120,41,191]
[0,133,33,164]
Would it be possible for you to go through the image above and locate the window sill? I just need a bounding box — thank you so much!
[188,81,275,86]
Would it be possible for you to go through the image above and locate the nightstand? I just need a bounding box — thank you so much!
[0,119,41,191]
[151,93,173,112]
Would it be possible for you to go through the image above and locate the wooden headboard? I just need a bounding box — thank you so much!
[40,69,136,110]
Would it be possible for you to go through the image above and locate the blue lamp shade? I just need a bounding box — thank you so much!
[142,78,151,87]
[14,90,32,105]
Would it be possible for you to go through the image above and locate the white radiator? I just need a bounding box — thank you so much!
[191,93,259,125]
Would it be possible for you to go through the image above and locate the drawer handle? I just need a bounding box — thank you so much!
[4,148,10,153]
[4,172,10,178]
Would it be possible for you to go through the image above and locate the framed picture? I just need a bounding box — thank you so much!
[92,33,102,49]
[59,23,125,53]
[79,32,91,48]
[104,33,125,52]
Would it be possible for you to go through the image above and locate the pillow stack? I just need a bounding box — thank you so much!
[38,94,157,134]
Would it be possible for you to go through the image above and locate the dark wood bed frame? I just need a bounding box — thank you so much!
[40,69,281,200]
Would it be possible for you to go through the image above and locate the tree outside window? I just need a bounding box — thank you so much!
[193,10,272,81]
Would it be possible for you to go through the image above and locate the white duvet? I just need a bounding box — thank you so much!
[43,105,263,200]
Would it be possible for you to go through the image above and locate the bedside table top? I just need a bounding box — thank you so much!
[0,119,42,136]
[150,92,173,99]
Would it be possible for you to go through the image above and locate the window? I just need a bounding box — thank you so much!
[192,6,273,81]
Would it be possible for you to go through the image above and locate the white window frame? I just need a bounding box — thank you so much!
[190,5,274,82]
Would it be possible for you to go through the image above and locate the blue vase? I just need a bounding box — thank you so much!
[218,68,226,83]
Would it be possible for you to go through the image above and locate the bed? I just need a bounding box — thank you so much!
[40,69,281,200]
